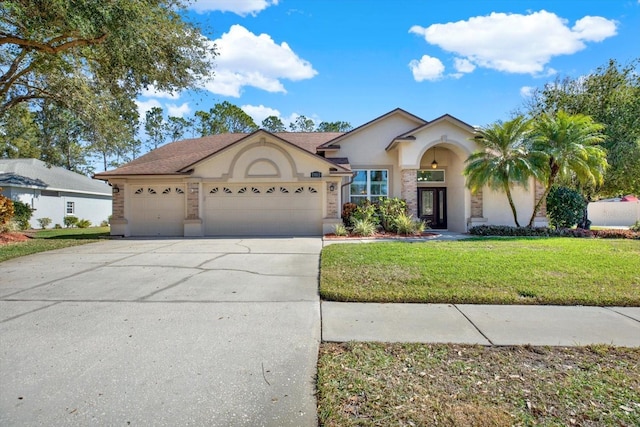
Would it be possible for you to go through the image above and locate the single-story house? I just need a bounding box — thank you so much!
[95,108,547,237]
[0,158,112,228]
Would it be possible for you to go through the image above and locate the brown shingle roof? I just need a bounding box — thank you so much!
[94,131,344,178]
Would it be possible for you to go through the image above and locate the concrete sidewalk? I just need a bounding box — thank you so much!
[322,302,640,347]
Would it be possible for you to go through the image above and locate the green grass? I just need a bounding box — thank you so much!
[0,227,110,263]
[321,238,640,306]
[317,343,640,427]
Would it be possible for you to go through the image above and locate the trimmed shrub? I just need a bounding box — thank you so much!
[351,200,379,226]
[547,186,586,229]
[63,216,79,228]
[469,225,553,237]
[352,218,376,237]
[77,219,91,228]
[0,191,14,225]
[333,223,349,237]
[593,229,640,239]
[341,202,358,226]
[37,217,52,229]
[378,197,408,232]
[54,224,62,229]
[100,219,109,227]
[11,200,34,230]
[630,220,640,232]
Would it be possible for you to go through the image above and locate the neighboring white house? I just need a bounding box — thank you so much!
[95,109,548,237]
[0,158,112,228]
[588,195,640,227]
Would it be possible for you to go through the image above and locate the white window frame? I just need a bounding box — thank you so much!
[66,201,75,215]
[349,169,389,203]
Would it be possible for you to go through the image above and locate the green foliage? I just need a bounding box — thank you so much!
[76,219,91,228]
[289,115,315,132]
[393,212,425,235]
[63,216,79,228]
[144,107,167,150]
[195,102,258,136]
[100,219,110,227]
[315,121,352,132]
[0,220,20,233]
[261,116,286,132]
[351,218,377,237]
[333,223,349,237]
[0,191,15,225]
[37,217,52,229]
[54,224,62,229]
[11,200,34,229]
[341,202,358,226]
[630,220,640,232]
[378,197,408,232]
[546,187,586,229]
[524,58,640,197]
[351,201,379,226]
[464,116,543,227]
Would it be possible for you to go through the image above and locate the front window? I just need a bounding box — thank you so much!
[350,169,388,203]
[66,201,75,215]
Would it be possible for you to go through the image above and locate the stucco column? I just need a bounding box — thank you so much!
[401,169,418,217]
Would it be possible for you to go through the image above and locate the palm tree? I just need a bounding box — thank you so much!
[527,111,607,227]
[464,116,543,227]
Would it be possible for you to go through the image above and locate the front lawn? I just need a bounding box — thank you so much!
[0,227,110,263]
[317,343,640,426]
[320,238,640,306]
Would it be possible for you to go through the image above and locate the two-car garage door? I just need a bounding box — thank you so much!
[204,184,322,236]
[128,183,322,236]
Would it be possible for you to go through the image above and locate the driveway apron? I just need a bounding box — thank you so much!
[0,238,321,426]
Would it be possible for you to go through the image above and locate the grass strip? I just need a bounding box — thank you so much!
[0,227,110,263]
[317,342,640,426]
[320,238,640,306]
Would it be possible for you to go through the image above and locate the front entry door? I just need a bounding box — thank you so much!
[418,188,447,229]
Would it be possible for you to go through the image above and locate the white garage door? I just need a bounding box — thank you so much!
[204,184,322,236]
[129,185,185,236]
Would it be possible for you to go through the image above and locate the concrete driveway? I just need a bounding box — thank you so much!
[0,238,321,426]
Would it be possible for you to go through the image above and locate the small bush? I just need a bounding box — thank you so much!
[352,218,376,237]
[11,200,34,230]
[100,220,109,227]
[333,223,349,237]
[394,212,425,235]
[0,220,20,233]
[341,202,358,226]
[37,217,52,229]
[63,216,79,228]
[630,220,640,232]
[378,197,408,232]
[351,201,379,226]
[593,229,640,240]
[54,224,62,229]
[547,186,586,229]
[77,219,91,228]
[0,190,14,225]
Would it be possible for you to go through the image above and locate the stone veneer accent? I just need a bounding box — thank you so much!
[470,189,483,218]
[535,181,547,217]
[186,182,199,219]
[112,185,124,219]
[401,169,418,216]
[327,182,339,218]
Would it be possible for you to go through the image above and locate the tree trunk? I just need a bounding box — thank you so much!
[504,183,521,227]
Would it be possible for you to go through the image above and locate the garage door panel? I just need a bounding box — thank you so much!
[204,184,321,236]
[129,185,185,236]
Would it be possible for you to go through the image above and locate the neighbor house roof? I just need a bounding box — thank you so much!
[95,131,346,178]
[0,158,112,196]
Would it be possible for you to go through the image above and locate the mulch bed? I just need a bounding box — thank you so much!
[0,232,30,245]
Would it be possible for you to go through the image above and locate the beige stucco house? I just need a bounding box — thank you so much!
[95,108,547,237]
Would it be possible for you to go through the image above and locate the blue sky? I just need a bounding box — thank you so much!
[137,0,640,130]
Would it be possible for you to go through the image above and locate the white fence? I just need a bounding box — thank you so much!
[588,201,640,227]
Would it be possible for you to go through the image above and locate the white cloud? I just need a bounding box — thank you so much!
[190,0,278,16]
[166,102,191,118]
[409,55,445,82]
[241,104,281,125]
[204,25,317,97]
[454,58,475,73]
[520,86,535,97]
[410,10,617,75]
[135,99,162,118]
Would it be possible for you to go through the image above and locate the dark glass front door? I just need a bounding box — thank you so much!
[418,188,447,229]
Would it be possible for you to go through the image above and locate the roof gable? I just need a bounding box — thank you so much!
[386,114,476,151]
[317,108,427,149]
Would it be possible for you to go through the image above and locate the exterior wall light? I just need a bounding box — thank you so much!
[112,185,120,194]
[431,147,438,169]
[329,183,336,192]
